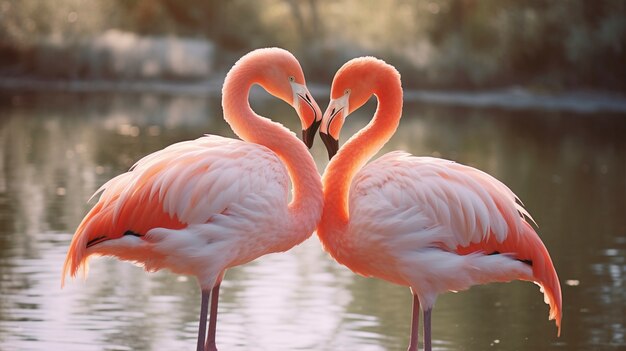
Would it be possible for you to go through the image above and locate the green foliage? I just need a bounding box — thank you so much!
[0,0,624,90]
[415,0,626,89]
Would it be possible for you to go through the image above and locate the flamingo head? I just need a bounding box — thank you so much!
[251,48,322,148]
[319,57,400,159]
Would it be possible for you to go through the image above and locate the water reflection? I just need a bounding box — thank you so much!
[0,92,624,350]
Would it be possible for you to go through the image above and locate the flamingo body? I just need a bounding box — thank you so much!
[317,57,561,350]
[342,152,558,313]
[63,48,323,351]
[64,135,296,285]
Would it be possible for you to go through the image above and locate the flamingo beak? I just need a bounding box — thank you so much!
[319,94,349,160]
[302,118,321,149]
[292,82,322,148]
[320,132,339,159]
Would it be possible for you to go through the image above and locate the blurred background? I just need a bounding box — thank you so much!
[0,1,625,350]
[1,0,625,91]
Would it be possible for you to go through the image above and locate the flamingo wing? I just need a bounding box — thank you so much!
[349,151,528,252]
[115,135,290,226]
[63,135,290,281]
[347,151,561,330]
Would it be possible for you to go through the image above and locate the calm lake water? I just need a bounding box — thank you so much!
[0,90,624,350]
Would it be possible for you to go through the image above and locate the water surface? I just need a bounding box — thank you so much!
[0,91,624,350]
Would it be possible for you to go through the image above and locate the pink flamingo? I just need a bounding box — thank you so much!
[317,57,562,351]
[62,48,324,351]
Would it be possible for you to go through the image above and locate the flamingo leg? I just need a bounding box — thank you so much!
[204,283,221,351]
[423,308,432,351]
[407,294,420,351]
[197,289,210,351]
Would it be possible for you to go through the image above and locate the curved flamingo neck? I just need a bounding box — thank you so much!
[318,70,402,255]
[222,58,323,247]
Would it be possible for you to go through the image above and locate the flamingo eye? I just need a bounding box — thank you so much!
[344,89,351,95]
[289,76,295,82]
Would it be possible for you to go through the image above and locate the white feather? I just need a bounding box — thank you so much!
[343,151,537,307]
[89,135,293,282]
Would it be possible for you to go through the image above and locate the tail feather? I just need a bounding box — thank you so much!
[496,203,562,336]
[506,220,561,336]
[62,201,108,287]
[523,221,562,336]
[457,219,562,335]
[62,175,186,288]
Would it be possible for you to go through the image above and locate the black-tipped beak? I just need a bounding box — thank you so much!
[320,132,339,160]
[302,118,322,149]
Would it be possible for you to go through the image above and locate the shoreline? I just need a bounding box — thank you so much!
[1,77,625,113]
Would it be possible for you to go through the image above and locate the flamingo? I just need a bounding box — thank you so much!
[62,48,324,351]
[316,57,562,351]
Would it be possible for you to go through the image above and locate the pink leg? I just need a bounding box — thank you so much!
[423,308,432,351]
[197,289,210,351]
[407,294,420,351]
[204,283,221,351]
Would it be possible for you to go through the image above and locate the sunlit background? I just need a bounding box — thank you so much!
[0,1,625,350]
